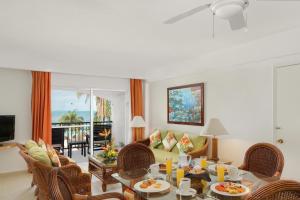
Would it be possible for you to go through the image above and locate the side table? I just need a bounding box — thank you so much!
[88,156,118,192]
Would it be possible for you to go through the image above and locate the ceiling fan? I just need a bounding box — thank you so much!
[164,0,297,35]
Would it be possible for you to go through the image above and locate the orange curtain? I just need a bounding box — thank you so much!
[130,79,144,142]
[31,71,52,144]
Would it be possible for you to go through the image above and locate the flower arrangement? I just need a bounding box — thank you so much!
[98,139,118,163]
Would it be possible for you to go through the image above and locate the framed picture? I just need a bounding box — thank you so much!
[167,83,204,126]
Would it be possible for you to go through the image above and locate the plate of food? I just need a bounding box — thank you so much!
[208,164,229,175]
[210,182,250,197]
[134,179,171,193]
[158,163,177,172]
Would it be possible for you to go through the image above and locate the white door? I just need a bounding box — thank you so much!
[276,64,300,181]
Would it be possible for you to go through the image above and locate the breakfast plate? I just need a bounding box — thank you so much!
[210,182,250,197]
[134,179,171,193]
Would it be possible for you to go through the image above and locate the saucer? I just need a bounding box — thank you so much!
[226,176,243,182]
[176,188,197,197]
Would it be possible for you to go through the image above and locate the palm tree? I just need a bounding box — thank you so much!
[58,110,84,123]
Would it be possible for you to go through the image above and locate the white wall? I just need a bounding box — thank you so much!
[149,63,274,166]
[52,73,131,144]
[0,68,32,173]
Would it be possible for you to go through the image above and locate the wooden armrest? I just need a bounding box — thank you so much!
[187,141,208,159]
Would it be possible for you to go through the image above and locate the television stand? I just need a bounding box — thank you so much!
[0,142,16,151]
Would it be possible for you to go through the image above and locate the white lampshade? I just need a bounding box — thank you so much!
[130,116,146,128]
[201,118,228,137]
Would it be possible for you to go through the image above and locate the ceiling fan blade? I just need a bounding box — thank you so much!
[164,4,210,24]
[228,12,246,30]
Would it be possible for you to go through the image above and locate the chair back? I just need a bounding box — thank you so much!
[246,180,300,200]
[117,143,155,171]
[242,143,284,178]
[49,168,75,200]
[19,150,34,173]
[32,158,53,200]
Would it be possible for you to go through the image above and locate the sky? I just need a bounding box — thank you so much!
[52,90,97,111]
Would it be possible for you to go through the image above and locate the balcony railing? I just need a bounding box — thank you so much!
[52,121,112,149]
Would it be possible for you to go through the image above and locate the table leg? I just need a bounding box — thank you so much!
[102,183,107,192]
[81,144,84,155]
[69,145,72,158]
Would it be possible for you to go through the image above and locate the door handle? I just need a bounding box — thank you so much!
[277,139,284,144]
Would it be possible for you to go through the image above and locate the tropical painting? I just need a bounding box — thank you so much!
[168,83,204,126]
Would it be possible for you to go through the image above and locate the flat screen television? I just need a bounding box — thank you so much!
[0,115,15,142]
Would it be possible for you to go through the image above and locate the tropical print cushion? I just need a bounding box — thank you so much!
[38,138,47,151]
[149,129,162,148]
[28,146,52,166]
[47,145,61,167]
[162,131,177,151]
[25,140,38,150]
[177,133,194,153]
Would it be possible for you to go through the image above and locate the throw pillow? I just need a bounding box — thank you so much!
[28,146,52,166]
[38,138,47,151]
[149,129,162,148]
[47,145,62,167]
[162,131,177,151]
[25,140,38,150]
[177,133,194,153]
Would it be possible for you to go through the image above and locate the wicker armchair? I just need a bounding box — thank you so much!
[117,143,155,172]
[246,180,300,200]
[137,137,208,159]
[239,143,284,181]
[49,168,124,200]
[19,150,91,200]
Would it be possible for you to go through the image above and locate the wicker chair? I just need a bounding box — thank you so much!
[239,143,284,181]
[49,168,124,200]
[117,143,155,172]
[246,180,300,200]
[19,150,91,200]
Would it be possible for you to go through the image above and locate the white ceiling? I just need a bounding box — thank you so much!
[0,0,300,80]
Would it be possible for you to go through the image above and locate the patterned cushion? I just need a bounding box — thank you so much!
[47,145,61,167]
[25,140,38,150]
[177,133,194,153]
[149,129,162,148]
[38,138,47,151]
[28,146,52,166]
[162,131,177,151]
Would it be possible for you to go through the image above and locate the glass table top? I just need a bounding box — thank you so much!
[112,168,266,200]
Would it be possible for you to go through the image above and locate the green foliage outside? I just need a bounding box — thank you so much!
[58,110,84,123]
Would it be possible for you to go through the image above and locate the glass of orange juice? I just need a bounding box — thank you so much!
[200,156,207,169]
[217,165,225,182]
[176,168,184,187]
[166,157,172,176]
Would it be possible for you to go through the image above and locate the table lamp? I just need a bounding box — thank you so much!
[130,116,146,128]
[201,118,228,162]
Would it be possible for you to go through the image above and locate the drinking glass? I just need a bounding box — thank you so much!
[166,157,172,176]
[176,168,185,187]
[217,165,225,182]
[200,156,208,169]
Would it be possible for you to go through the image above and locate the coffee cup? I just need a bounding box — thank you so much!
[179,178,191,194]
[149,164,160,177]
[228,166,239,180]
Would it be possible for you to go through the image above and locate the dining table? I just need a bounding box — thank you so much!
[111,163,267,200]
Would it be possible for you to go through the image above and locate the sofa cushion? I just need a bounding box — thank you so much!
[25,140,39,150]
[162,131,177,151]
[149,129,162,148]
[151,148,179,163]
[38,138,47,151]
[176,133,194,153]
[155,130,168,150]
[190,135,206,150]
[47,144,61,167]
[28,146,52,166]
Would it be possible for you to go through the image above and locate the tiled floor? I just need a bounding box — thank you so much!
[0,150,122,200]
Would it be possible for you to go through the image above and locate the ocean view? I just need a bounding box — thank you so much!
[52,110,92,123]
